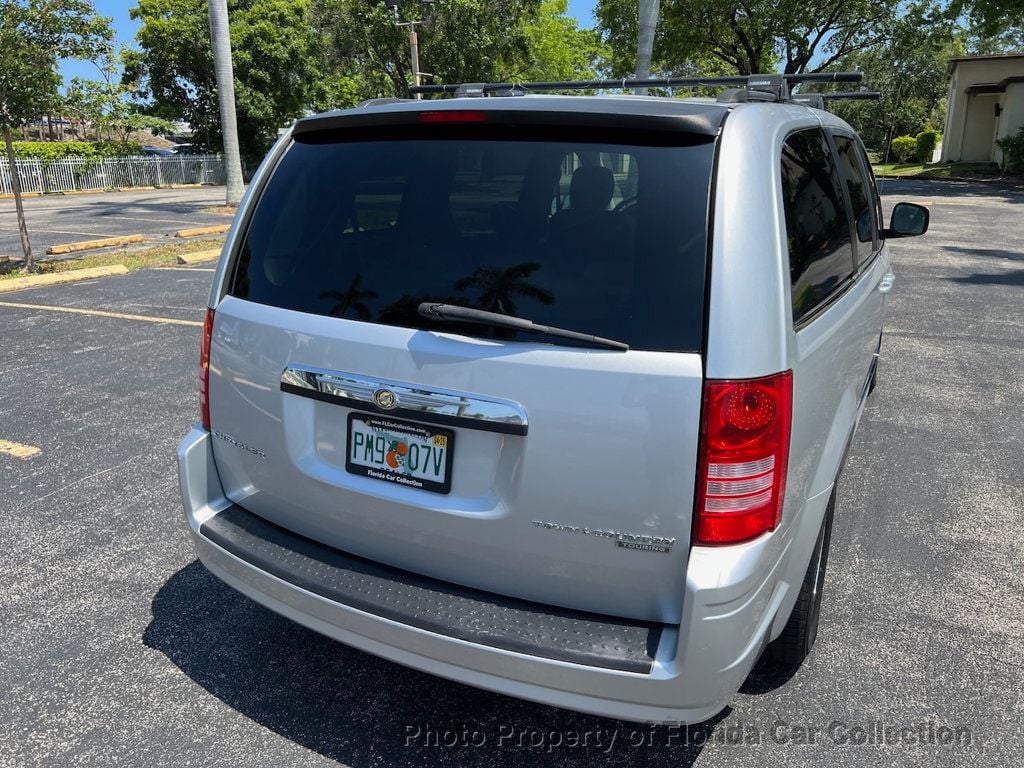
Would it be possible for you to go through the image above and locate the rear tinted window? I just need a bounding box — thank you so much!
[780,129,854,323]
[833,134,877,265]
[229,128,715,351]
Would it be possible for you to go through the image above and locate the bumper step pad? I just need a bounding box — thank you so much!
[201,505,663,673]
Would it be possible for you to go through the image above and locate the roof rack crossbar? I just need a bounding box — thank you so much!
[820,90,881,101]
[410,71,863,96]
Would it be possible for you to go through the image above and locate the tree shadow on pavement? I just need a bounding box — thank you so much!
[943,246,1024,262]
[875,177,1024,203]
[947,270,1024,287]
[145,561,729,767]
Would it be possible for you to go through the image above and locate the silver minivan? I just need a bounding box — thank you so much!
[177,80,928,724]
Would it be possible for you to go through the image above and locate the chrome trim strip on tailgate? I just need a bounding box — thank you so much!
[280,365,529,436]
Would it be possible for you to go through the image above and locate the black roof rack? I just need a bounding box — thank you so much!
[790,91,882,110]
[410,72,868,104]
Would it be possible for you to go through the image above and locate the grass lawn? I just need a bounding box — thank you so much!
[872,162,1008,180]
[0,237,225,280]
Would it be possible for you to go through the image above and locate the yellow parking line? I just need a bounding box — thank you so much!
[0,300,203,327]
[0,439,41,460]
[175,224,231,238]
[46,234,145,255]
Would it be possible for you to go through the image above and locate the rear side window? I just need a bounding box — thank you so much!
[229,127,715,352]
[833,135,877,265]
[780,129,854,323]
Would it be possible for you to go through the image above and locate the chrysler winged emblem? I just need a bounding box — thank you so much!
[373,388,398,410]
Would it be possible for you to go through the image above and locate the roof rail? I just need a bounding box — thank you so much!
[410,72,865,102]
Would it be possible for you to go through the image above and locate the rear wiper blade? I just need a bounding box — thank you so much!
[417,303,629,351]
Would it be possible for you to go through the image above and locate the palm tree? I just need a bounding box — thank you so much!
[207,0,245,204]
[635,0,661,95]
[320,273,377,320]
[455,263,554,317]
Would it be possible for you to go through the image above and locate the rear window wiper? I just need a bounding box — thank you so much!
[417,303,629,351]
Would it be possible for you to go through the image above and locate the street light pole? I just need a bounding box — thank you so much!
[391,1,434,98]
[408,26,421,92]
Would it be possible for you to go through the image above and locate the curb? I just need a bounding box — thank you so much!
[46,235,145,255]
[175,224,231,238]
[0,264,129,293]
[176,249,222,265]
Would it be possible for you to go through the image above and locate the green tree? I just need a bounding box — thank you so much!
[829,5,960,155]
[598,0,903,76]
[0,0,112,272]
[127,0,332,160]
[950,0,1024,37]
[963,22,1024,55]
[312,0,547,99]
[62,49,175,143]
[517,0,607,81]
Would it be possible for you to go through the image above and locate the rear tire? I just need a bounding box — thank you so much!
[765,491,835,667]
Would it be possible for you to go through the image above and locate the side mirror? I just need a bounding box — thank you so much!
[884,202,929,238]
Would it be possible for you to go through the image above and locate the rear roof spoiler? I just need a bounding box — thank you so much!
[292,102,729,137]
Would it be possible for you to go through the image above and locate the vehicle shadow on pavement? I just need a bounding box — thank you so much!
[145,561,728,766]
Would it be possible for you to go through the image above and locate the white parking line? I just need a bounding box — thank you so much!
[98,215,201,225]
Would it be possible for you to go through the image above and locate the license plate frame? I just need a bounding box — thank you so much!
[345,412,455,495]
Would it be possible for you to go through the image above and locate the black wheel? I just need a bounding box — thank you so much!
[765,491,835,667]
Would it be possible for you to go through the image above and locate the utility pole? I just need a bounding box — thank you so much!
[390,1,435,98]
[634,0,660,96]
[207,0,245,205]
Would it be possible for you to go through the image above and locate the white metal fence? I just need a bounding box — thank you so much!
[0,154,226,195]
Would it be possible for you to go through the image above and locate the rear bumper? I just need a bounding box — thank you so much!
[178,427,797,724]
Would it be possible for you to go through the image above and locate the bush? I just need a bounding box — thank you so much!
[11,141,142,161]
[890,136,917,163]
[996,126,1024,174]
[915,130,942,163]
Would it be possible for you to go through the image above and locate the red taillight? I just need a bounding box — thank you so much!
[417,110,487,124]
[694,371,793,545]
[200,307,214,431]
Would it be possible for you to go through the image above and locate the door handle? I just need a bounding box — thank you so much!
[877,272,895,294]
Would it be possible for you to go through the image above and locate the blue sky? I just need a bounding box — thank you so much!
[567,0,598,27]
[60,0,600,84]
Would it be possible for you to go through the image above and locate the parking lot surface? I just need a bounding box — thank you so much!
[1,180,1022,766]
[0,187,230,260]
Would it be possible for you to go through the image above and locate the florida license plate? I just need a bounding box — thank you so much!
[346,413,454,494]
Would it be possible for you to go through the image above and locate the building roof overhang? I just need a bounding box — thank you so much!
[965,75,1024,95]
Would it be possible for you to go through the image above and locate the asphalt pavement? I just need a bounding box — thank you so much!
[0,180,1022,767]
[0,187,231,260]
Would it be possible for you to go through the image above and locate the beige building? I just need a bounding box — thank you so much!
[941,53,1024,165]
